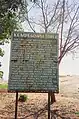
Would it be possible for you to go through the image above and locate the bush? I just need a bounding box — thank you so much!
[19,94,28,102]
[0,71,3,79]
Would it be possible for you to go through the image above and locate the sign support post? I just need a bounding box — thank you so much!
[15,91,18,119]
[48,92,51,119]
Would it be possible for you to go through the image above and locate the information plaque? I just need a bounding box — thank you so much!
[8,32,59,92]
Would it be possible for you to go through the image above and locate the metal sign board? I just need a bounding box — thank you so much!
[8,32,59,92]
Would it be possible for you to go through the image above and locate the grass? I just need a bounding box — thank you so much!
[75,112,79,117]
[0,83,8,89]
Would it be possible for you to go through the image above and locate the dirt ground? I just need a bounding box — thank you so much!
[0,76,79,119]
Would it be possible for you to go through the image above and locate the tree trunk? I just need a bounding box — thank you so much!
[50,92,56,104]
[50,58,60,104]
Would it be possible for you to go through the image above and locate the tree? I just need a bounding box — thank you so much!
[0,0,24,43]
[0,0,20,69]
[21,0,79,103]
[0,0,24,74]
[0,0,37,44]
[0,0,38,76]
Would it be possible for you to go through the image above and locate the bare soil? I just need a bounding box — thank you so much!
[0,76,79,119]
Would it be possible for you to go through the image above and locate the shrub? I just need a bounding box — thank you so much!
[19,94,28,102]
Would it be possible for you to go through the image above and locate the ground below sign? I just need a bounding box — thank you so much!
[8,32,59,92]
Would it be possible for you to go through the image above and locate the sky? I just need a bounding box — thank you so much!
[1,0,79,80]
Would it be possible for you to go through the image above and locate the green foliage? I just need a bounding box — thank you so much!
[75,112,79,117]
[19,94,28,102]
[0,11,20,43]
[0,48,4,57]
[0,1,22,76]
[0,84,8,89]
[0,0,23,12]
[0,71,3,78]
[0,0,23,44]
[0,0,37,44]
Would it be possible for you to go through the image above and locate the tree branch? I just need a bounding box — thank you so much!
[41,0,47,33]
[60,0,65,55]
[47,0,60,28]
